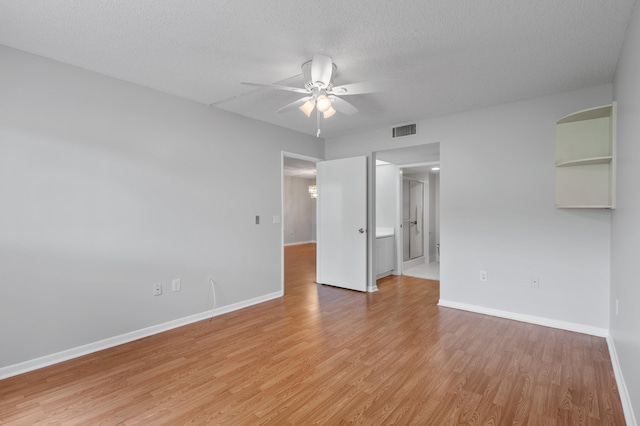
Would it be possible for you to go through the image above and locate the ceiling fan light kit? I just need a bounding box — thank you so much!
[242,54,387,137]
[315,94,332,112]
[323,106,337,119]
[298,100,314,117]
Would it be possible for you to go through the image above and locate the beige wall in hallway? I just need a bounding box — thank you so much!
[284,176,316,245]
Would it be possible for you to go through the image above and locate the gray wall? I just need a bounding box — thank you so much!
[326,84,613,331]
[0,45,323,368]
[612,1,640,421]
[375,164,398,229]
[283,176,316,245]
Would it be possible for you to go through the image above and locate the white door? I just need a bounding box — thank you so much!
[316,156,367,292]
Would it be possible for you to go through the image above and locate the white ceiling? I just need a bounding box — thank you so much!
[378,144,440,176]
[0,1,635,139]
[376,143,440,166]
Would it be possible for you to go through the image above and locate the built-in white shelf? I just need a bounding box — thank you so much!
[555,103,616,209]
[555,156,612,167]
[555,205,613,209]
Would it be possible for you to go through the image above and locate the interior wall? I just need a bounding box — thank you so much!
[283,176,316,245]
[611,1,640,422]
[0,45,323,368]
[375,164,399,274]
[375,165,398,229]
[326,84,613,331]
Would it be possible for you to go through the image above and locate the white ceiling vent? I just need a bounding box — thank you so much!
[392,123,417,138]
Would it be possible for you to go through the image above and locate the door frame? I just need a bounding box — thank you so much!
[281,151,323,294]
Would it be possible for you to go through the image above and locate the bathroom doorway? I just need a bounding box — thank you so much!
[401,166,439,280]
[374,143,440,281]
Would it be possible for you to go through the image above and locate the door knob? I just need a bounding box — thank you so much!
[359,228,366,234]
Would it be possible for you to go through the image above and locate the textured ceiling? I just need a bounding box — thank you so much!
[0,0,635,138]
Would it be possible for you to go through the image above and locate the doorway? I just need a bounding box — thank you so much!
[281,152,322,293]
[374,143,440,281]
[401,167,439,280]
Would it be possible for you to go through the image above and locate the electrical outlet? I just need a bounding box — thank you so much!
[153,283,162,296]
[273,215,280,224]
[531,277,540,288]
[479,270,488,282]
[172,278,181,292]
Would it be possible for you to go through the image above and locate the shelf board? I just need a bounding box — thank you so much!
[555,156,612,167]
[557,104,612,124]
[556,204,614,209]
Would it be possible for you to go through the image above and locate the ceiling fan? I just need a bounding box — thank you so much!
[242,54,388,137]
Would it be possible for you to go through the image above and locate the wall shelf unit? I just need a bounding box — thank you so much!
[555,103,616,209]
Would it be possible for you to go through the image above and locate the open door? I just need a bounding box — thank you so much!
[316,156,367,292]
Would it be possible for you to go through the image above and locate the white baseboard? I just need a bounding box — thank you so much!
[402,256,425,270]
[284,241,316,247]
[376,271,393,280]
[0,290,283,380]
[606,336,638,426]
[437,299,608,337]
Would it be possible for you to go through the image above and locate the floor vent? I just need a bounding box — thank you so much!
[392,123,417,138]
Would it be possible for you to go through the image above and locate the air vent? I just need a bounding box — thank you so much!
[392,123,417,138]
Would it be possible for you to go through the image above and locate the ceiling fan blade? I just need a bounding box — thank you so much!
[329,80,393,96]
[311,54,333,87]
[328,96,358,115]
[276,96,313,113]
[241,82,309,94]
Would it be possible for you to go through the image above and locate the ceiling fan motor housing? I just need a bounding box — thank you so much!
[302,59,337,90]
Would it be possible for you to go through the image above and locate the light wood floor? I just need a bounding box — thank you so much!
[0,243,625,425]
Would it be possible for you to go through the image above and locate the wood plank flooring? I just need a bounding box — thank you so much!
[0,243,626,424]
